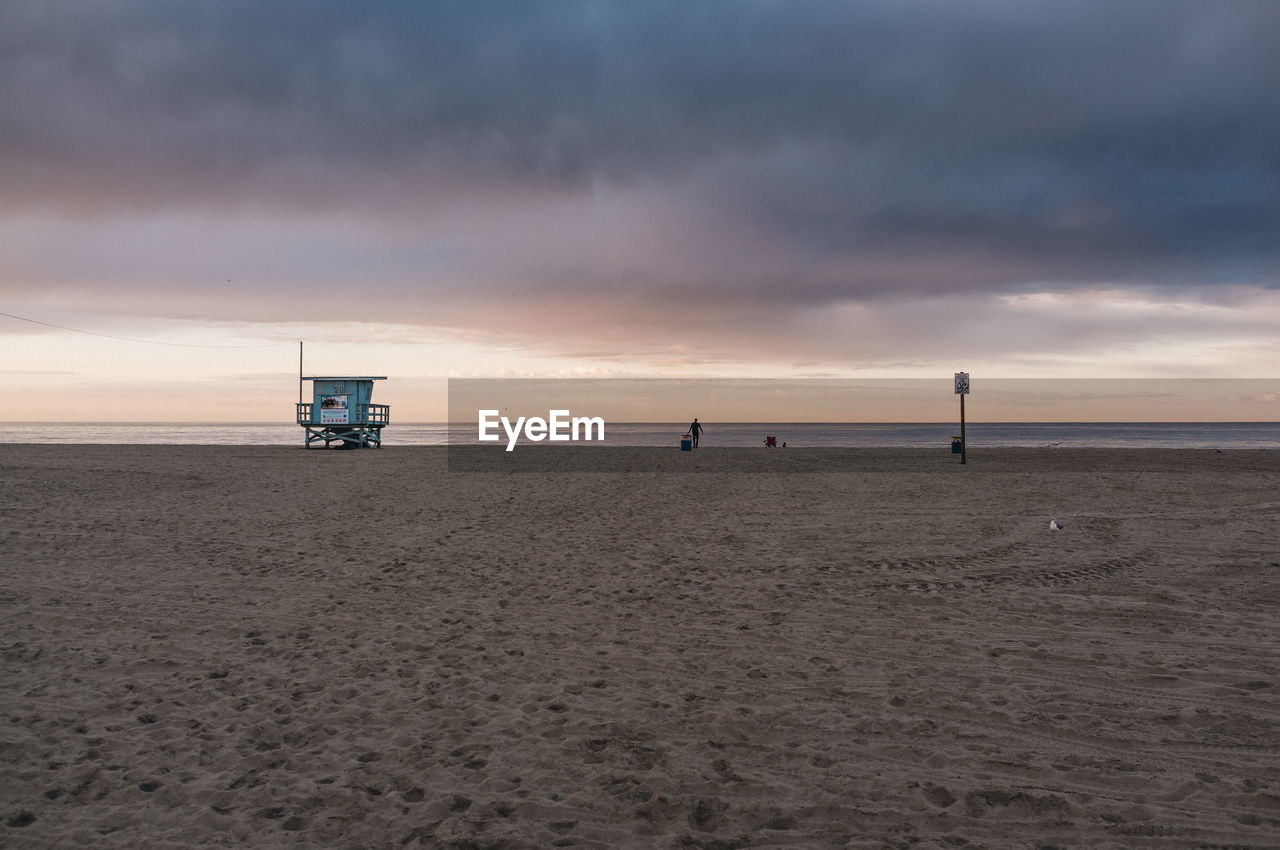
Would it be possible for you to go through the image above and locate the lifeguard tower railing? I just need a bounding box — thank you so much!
[296,403,390,448]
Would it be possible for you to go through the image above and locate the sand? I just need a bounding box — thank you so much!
[2,444,1278,848]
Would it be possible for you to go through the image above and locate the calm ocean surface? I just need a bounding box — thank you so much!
[4,422,1278,449]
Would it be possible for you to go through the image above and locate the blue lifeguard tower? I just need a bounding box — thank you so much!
[296,376,389,449]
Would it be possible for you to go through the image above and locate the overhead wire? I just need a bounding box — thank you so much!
[0,310,295,349]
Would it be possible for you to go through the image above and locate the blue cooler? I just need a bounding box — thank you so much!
[681,434,693,451]
[951,436,963,454]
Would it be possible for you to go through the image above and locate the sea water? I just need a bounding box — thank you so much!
[2,422,1278,448]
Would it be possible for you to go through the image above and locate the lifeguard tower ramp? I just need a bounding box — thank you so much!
[296,376,389,448]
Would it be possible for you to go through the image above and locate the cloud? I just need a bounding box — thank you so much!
[1,1,1277,375]
[0,368,73,376]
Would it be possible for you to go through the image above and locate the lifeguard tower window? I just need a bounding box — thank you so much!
[296,376,389,449]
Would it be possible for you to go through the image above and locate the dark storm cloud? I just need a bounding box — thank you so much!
[2,0,1277,303]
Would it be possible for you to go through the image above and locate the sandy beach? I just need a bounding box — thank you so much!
[2,445,1278,848]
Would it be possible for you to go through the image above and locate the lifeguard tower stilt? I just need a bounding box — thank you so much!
[296,376,389,449]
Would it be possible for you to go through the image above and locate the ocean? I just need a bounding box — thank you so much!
[3,421,1278,449]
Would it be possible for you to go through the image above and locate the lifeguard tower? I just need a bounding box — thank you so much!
[296,376,389,449]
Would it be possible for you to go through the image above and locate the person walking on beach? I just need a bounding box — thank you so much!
[688,418,704,448]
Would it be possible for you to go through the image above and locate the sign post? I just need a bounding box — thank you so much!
[954,372,969,464]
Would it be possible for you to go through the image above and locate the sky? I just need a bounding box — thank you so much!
[1,1,1278,422]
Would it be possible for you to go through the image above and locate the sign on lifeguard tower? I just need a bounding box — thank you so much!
[297,376,389,449]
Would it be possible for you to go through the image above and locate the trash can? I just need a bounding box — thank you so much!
[951,436,963,454]
[681,434,693,451]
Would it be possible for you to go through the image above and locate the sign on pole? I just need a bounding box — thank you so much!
[954,372,970,395]
[954,372,969,464]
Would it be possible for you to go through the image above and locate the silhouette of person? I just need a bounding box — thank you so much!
[688,418,704,448]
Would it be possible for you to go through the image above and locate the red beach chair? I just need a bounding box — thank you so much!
[764,436,777,447]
